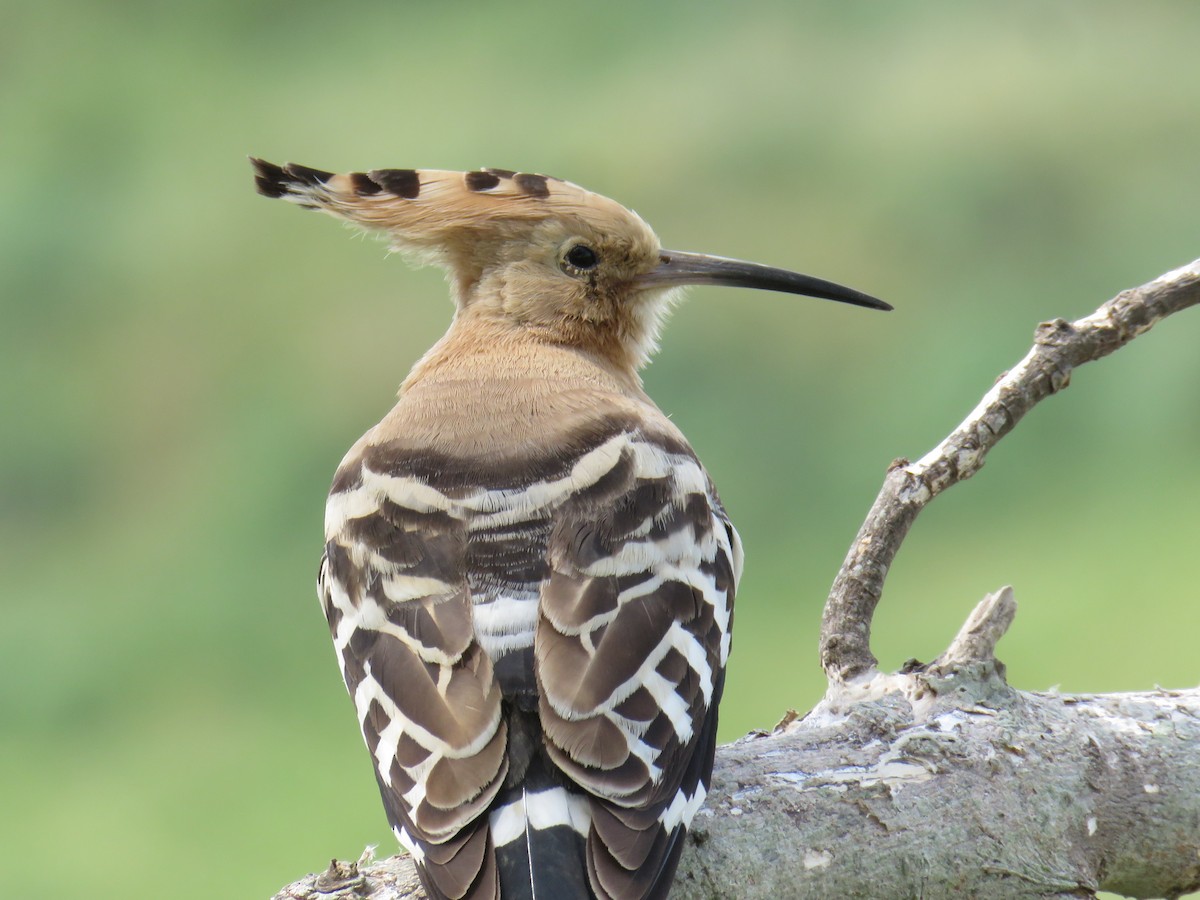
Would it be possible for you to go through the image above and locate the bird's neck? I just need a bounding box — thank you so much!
[401,313,645,399]
[356,314,673,462]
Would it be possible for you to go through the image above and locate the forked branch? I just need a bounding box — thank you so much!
[819,259,1200,684]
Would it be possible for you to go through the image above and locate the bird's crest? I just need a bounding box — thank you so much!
[250,158,651,262]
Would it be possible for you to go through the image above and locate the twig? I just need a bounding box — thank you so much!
[819,259,1200,684]
[932,585,1016,670]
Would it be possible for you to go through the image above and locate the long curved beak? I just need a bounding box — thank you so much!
[636,250,891,311]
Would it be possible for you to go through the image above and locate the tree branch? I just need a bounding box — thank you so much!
[820,259,1200,683]
[930,585,1016,672]
[674,627,1200,900]
[273,259,1200,900]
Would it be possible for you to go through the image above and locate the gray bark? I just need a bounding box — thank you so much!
[673,590,1200,899]
[273,260,1200,900]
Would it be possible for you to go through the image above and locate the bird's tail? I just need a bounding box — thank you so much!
[488,755,594,900]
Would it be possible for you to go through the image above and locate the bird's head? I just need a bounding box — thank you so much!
[251,159,889,371]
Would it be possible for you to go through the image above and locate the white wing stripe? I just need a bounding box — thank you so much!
[353,662,501,759]
[642,670,694,743]
[472,593,540,636]
[380,574,455,603]
[658,783,708,832]
[394,825,425,863]
[327,434,706,540]
[473,594,540,659]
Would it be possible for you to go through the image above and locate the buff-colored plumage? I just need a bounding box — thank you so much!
[258,162,671,372]
[252,158,886,900]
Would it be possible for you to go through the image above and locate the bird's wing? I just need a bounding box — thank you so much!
[319,455,507,900]
[536,430,743,900]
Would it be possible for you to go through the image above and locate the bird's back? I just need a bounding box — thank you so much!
[318,329,742,899]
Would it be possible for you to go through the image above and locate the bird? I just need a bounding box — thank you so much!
[251,158,889,900]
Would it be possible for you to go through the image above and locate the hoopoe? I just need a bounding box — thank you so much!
[251,158,889,900]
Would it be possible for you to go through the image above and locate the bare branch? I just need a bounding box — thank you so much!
[932,584,1016,671]
[820,259,1200,683]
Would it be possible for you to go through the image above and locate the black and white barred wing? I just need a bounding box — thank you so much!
[536,435,743,900]
[319,465,507,900]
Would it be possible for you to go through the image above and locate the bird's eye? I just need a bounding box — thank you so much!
[563,244,599,272]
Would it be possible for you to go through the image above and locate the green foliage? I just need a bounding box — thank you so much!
[2,2,1197,897]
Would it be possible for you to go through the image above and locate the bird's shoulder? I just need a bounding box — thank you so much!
[331,358,699,494]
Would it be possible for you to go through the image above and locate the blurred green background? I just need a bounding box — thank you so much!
[3,1,1198,897]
